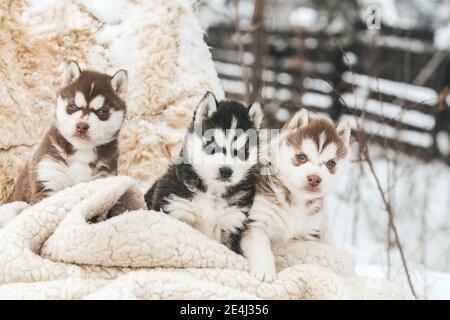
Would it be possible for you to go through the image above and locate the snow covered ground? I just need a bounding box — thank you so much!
[327,144,450,299]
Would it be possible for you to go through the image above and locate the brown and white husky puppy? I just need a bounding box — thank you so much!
[241,108,351,281]
[8,60,128,204]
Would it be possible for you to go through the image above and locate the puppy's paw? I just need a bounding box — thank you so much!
[251,264,277,282]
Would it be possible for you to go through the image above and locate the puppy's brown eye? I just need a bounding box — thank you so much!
[326,160,336,168]
[96,107,108,115]
[295,153,308,162]
[69,102,78,111]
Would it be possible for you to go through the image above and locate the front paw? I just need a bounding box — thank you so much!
[251,264,277,282]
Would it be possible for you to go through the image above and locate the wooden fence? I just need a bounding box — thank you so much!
[205,23,450,164]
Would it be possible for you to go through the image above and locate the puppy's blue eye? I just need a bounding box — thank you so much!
[233,138,250,160]
[295,153,307,162]
[203,138,219,155]
[68,102,78,111]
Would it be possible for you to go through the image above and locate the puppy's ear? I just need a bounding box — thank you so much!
[194,91,217,122]
[111,69,128,98]
[336,120,351,147]
[248,102,263,130]
[63,60,81,86]
[284,108,309,131]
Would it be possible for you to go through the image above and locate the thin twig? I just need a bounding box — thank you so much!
[232,0,251,104]
[362,146,417,297]
[334,33,417,297]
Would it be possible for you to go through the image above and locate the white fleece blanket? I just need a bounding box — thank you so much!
[0,176,412,299]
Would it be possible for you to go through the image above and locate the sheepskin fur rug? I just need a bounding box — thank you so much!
[0,0,223,202]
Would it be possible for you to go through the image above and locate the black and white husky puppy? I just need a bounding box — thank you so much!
[145,91,263,253]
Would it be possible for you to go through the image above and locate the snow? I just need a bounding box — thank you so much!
[341,92,435,130]
[289,7,319,30]
[220,79,247,95]
[20,0,56,18]
[214,61,244,77]
[327,15,346,35]
[303,77,333,93]
[305,61,334,74]
[328,142,450,299]
[214,49,254,66]
[378,35,430,53]
[437,131,450,154]
[79,0,127,25]
[195,0,254,30]
[275,108,290,122]
[20,0,94,33]
[343,51,358,66]
[275,88,292,101]
[355,263,450,299]
[277,73,293,85]
[260,86,294,102]
[301,92,332,109]
[434,24,450,50]
[342,72,438,105]
[176,4,225,101]
[262,70,276,82]
[304,38,319,49]
[342,114,433,148]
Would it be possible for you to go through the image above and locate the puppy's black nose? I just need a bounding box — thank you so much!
[76,122,89,134]
[219,167,233,179]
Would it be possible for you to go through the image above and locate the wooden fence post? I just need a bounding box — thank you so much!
[250,0,266,104]
[329,47,346,121]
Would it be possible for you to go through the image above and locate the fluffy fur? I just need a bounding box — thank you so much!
[145,92,263,252]
[8,61,128,204]
[241,108,351,281]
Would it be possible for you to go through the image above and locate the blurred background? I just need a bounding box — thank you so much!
[193,0,450,299]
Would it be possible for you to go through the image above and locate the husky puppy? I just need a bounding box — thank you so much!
[241,108,351,281]
[145,92,263,252]
[8,60,128,204]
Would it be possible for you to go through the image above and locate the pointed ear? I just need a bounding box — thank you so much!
[336,120,351,146]
[63,60,81,86]
[111,69,128,98]
[285,108,309,131]
[248,102,263,130]
[194,91,217,122]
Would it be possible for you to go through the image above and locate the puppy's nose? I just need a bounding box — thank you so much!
[76,122,89,134]
[307,175,322,187]
[219,167,233,179]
